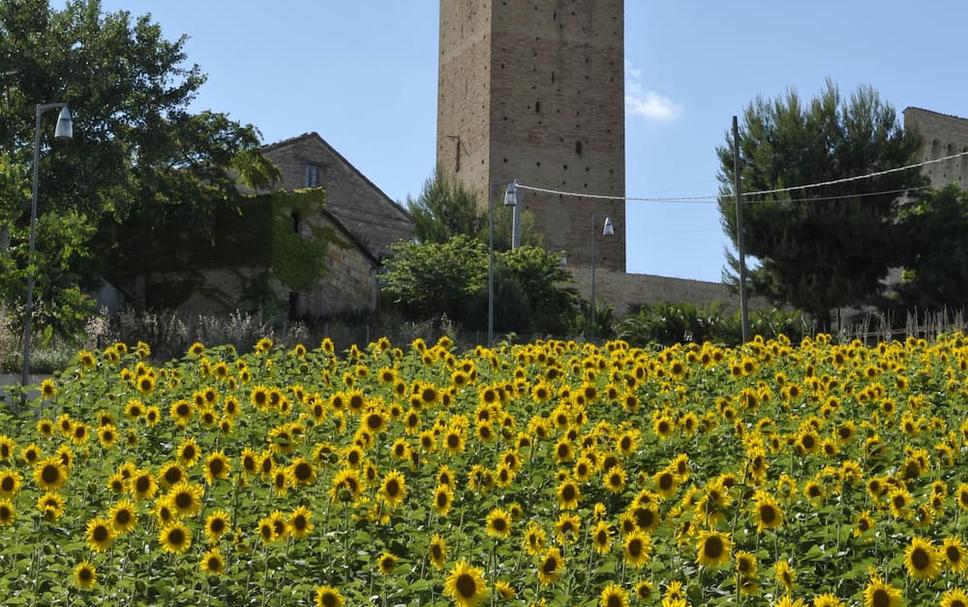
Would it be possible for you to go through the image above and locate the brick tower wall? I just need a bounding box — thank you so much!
[438,0,626,271]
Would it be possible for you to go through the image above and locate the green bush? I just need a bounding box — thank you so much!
[615,302,811,347]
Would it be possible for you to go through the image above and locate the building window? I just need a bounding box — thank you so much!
[575,141,583,155]
[535,101,541,114]
[305,165,320,187]
[291,211,301,235]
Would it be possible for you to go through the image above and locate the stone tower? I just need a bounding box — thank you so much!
[437,0,626,271]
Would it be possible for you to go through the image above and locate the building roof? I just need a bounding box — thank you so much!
[904,106,968,123]
[261,131,413,234]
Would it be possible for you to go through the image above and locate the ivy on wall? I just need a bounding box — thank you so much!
[142,188,344,310]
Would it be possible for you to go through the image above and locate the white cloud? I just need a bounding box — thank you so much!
[625,64,682,122]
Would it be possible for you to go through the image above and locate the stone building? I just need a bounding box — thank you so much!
[904,107,968,189]
[437,0,626,271]
[259,132,414,260]
[102,133,413,319]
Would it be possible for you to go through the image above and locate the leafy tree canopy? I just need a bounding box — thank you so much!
[717,81,923,324]
[406,168,541,251]
[0,0,277,335]
[895,185,968,309]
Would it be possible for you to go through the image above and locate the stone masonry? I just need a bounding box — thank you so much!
[260,133,414,260]
[904,107,968,189]
[437,0,626,271]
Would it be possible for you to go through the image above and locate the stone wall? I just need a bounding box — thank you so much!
[904,107,968,189]
[568,265,770,316]
[438,0,626,271]
[140,202,378,318]
[261,133,413,259]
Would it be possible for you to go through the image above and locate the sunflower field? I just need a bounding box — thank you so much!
[0,333,966,607]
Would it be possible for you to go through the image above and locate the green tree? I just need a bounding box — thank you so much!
[0,0,277,335]
[895,185,968,309]
[407,167,483,244]
[381,234,488,322]
[406,168,541,250]
[717,82,924,326]
[500,245,577,334]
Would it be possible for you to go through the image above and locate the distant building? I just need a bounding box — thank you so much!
[904,107,968,189]
[259,132,413,260]
[101,133,413,319]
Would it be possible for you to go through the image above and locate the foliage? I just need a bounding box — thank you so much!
[616,302,810,346]
[382,237,576,335]
[382,235,488,322]
[0,333,965,605]
[894,185,968,309]
[408,168,483,245]
[0,0,277,336]
[717,81,924,325]
[406,169,541,251]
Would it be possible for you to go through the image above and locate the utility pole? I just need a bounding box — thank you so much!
[732,115,751,343]
[487,181,495,345]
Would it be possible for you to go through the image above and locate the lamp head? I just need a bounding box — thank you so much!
[602,216,614,236]
[503,180,518,207]
[54,106,73,141]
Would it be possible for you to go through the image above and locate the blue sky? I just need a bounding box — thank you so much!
[96,1,967,281]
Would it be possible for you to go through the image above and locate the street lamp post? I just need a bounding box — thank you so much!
[590,214,614,339]
[486,179,519,345]
[22,103,73,397]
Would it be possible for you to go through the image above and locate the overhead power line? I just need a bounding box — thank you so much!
[514,149,968,204]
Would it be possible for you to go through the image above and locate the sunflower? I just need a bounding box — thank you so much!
[73,561,96,589]
[904,536,941,580]
[494,580,515,601]
[557,479,581,510]
[862,573,901,607]
[257,516,277,545]
[176,438,202,468]
[522,522,547,556]
[958,483,968,511]
[192,546,224,578]
[379,470,407,508]
[130,470,158,501]
[853,510,875,538]
[940,589,968,607]
[158,462,185,489]
[696,530,731,569]
[485,508,512,540]
[942,537,967,574]
[591,520,612,554]
[735,551,758,578]
[377,551,398,575]
[444,560,488,607]
[554,513,581,545]
[599,583,629,607]
[812,593,845,607]
[604,465,627,494]
[167,481,204,518]
[428,533,447,570]
[159,521,192,554]
[432,484,454,516]
[314,585,345,607]
[329,468,361,503]
[34,456,67,491]
[0,499,14,525]
[109,499,138,535]
[633,580,654,602]
[537,547,564,586]
[203,451,231,484]
[0,470,21,498]
[623,531,651,568]
[200,509,229,544]
[288,506,314,540]
[36,492,64,520]
[753,491,783,532]
[86,517,115,552]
